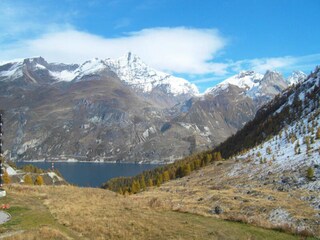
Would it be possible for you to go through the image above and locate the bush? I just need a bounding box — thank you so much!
[306,167,315,180]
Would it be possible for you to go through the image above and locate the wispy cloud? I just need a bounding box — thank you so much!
[0,27,227,75]
[0,0,75,44]
[230,54,320,74]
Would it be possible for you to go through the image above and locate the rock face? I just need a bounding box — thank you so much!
[174,70,291,145]
[0,55,304,163]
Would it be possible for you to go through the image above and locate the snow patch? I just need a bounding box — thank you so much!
[50,70,76,82]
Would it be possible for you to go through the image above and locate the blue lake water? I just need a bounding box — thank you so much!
[16,162,160,188]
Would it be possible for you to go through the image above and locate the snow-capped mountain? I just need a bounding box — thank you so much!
[286,70,307,85]
[204,70,288,100]
[216,66,320,180]
[0,54,315,164]
[205,71,264,94]
[0,57,79,85]
[105,52,199,96]
[0,54,198,102]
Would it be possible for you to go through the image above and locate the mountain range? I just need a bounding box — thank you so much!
[0,53,306,163]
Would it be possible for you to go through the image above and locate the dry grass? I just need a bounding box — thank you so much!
[134,160,320,238]
[0,184,303,239]
[1,158,317,239]
[3,226,69,240]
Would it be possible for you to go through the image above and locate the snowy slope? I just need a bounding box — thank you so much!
[229,66,320,191]
[204,70,306,100]
[287,71,307,86]
[51,53,200,96]
[49,58,108,82]
[205,71,265,98]
[0,60,24,79]
[218,71,264,90]
[105,52,199,96]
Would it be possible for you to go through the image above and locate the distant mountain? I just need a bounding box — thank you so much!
[205,70,289,100]
[215,66,319,162]
[286,70,307,85]
[105,52,199,107]
[170,70,291,146]
[0,54,198,108]
[0,54,308,163]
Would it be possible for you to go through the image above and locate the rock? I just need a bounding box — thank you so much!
[268,208,292,226]
[267,196,275,201]
[281,176,290,184]
[213,206,223,215]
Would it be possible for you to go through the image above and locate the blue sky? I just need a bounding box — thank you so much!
[0,0,319,92]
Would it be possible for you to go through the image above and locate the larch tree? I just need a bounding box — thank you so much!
[24,174,33,185]
[3,171,11,184]
[34,175,44,185]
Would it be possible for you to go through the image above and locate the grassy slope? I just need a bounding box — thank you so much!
[0,184,304,240]
[135,159,320,238]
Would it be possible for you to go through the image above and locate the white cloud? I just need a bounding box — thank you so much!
[231,54,320,74]
[245,57,297,73]
[0,27,227,75]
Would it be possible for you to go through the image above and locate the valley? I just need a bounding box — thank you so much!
[1,1,320,239]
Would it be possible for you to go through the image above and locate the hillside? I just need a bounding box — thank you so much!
[0,184,305,239]
[104,66,320,237]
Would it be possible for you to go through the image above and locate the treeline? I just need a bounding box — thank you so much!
[20,163,63,177]
[215,70,320,159]
[102,151,223,194]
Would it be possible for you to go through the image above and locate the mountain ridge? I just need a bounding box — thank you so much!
[0,54,308,163]
[0,54,306,94]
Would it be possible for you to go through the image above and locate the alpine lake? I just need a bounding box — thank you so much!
[16,161,160,187]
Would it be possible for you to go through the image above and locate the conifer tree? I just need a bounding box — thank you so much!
[194,159,201,170]
[213,152,222,161]
[3,171,10,184]
[206,153,212,163]
[148,178,153,187]
[162,171,170,182]
[34,175,44,185]
[316,128,320,139]
[182,164,191,176]
[131,180,140,194]
[24,174,33,185]
[156,174,163,186]
[140,176,146,191]
[156,178,161,187]
[307,167,315,180]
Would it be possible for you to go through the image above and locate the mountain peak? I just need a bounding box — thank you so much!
[204,69,289,101]
[125,52,138,62]
[221,70,263,89]
[287,70,307,85]
[105,53,199,96]
[238,70,255,78]
[264,69,282,77]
